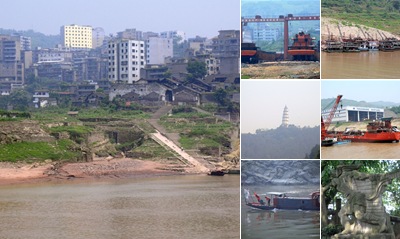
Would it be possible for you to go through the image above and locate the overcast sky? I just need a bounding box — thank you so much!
[241,80,320,133]
[322,80,400,103]
[1,0,239,38]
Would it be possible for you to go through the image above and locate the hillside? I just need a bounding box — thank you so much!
[241,160,320,185]
[321,17,400,43]
[322,0,400,36]
[0,28,60,49]
[321,98,400,110]
[242,0,320,18]
[241,125,320,159]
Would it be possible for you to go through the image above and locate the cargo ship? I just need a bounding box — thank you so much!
[244,190,320,211]
[335,118,400,143]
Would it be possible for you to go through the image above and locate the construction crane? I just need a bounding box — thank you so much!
[321,95,343,141]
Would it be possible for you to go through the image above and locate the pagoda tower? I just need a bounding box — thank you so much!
[282,105,289,127]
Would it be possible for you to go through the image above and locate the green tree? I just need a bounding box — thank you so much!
[214,88,229,106]
[186,60,207,81]
[10,90,31,111]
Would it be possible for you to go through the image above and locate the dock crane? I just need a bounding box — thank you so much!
[337,23,344,42]
[321,95,343,142]
[377,31,385,40]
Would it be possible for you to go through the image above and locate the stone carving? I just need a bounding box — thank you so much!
[330,164,400,239]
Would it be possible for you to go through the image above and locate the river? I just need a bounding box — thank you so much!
[0,175,239,239]
[241,185,320,239]
[321,51,400,79]
[322,142,400,159]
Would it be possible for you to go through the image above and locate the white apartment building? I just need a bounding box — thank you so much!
[61,24,93,49]
[146,37,173,65]
[108,39,146,83]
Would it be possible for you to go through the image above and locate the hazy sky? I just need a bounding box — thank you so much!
[241,80,320,133]
[1,0,239,38]
[322,80,400,103]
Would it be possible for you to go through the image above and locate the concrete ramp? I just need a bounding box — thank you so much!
[150,130,209,173]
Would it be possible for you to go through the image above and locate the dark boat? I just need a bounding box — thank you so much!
[321,139,335,147]
[244,190,320,211]
[209,170,225,176]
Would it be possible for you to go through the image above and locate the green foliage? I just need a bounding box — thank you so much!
[159,109,234,153]
[130,139,175,159]
[49,125,92,144]
[214,88,229,107]
[322,0,400,34]
[171,106,195,114]
[186,60,207,80]
[0,139,80,162]
[9,90,31,111]
[321,224,344,236]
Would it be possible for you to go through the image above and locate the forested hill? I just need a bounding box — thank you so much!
[322,0,400,34]
[241,125,320,159]
[241,160,320,185]
[0,28,60,49]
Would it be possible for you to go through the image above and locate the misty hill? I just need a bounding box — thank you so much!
[241,160,320,185]
[322,98,400,110]
[0,28,60,49]
[241,125,320,159]
[242,0,320,18]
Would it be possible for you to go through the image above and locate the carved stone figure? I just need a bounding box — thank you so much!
[330,164,400,239]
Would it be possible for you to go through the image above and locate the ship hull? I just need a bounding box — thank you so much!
[246,197,320,211]
[341,132,400,143]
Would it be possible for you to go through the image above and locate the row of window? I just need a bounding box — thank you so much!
[108,74,137,79]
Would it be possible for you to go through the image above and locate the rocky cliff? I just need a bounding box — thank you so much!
[241,160,320,185]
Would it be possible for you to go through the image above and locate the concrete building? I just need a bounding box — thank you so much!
[108,39,146,83]
[117,29,143,40]
[92,27,105,49]
[0,35,24,85]
[321,106,385,123]
[146,37,173,65]
[61,24,93,49]
[160,30,186,43]
[211,30,240,74]
[251,24,280,42]
[38,49,73,63]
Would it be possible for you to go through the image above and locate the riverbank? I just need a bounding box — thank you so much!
[241,61,320,79]
[0,157,189,186]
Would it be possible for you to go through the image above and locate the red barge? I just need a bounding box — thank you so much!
[337,118,400,143]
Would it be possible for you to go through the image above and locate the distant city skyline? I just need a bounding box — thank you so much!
[1,0,239,38]
[241,80,320,134]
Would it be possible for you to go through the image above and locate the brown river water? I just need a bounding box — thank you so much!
[322,142,400,159]
[0,175,239,239]
[321,51,400,79]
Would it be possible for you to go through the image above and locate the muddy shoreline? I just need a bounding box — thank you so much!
[0,157,193,186]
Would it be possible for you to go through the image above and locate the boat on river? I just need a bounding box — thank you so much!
[337,118,400,143]
[244,190,320,211]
